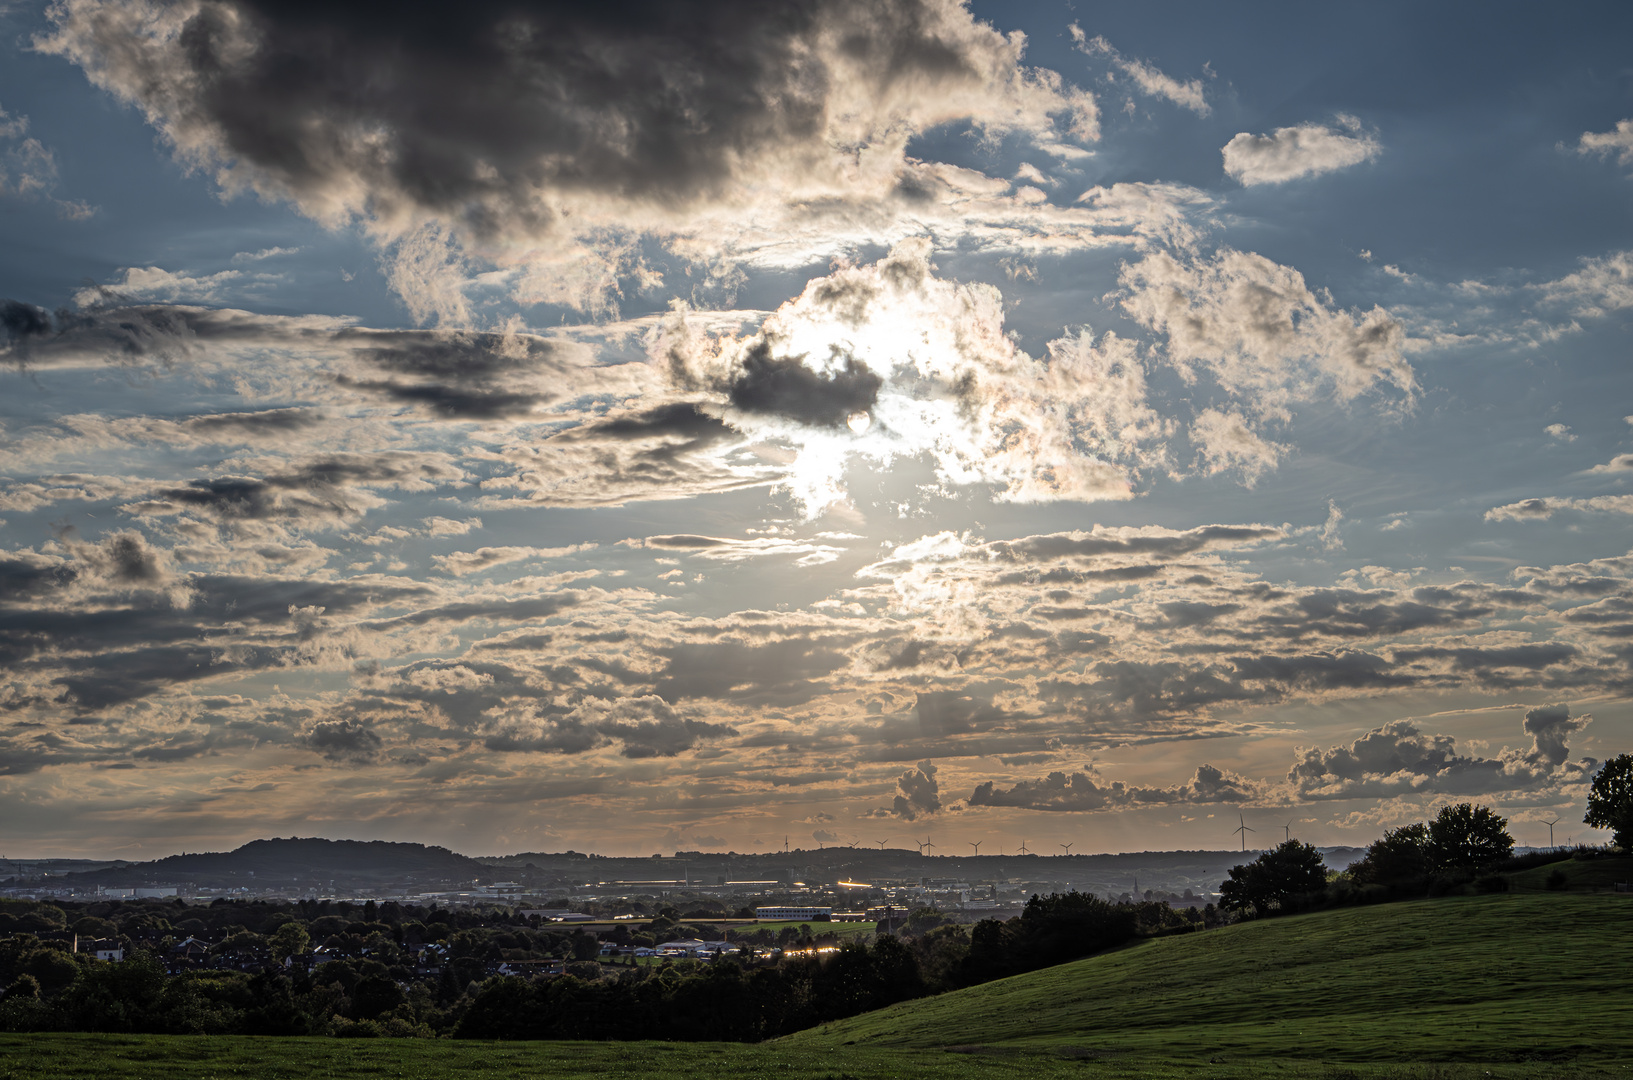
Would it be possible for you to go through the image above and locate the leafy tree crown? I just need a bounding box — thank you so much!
[1427,803,1512,872]
[1584,753,1633,851]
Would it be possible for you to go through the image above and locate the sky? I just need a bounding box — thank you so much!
[2,0,1631,859]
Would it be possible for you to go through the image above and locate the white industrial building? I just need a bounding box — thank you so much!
[754,906,832,921]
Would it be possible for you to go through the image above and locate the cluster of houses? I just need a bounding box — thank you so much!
[80,931,753,979]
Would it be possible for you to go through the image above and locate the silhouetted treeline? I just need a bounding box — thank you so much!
[456,894,1200,1040]
[0,891,1198,1040]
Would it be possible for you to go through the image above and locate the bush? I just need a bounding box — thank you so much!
[1544,869,1568,891]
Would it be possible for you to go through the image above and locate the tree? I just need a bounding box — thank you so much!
[270,922,310,964]
[1584,753,1633,850]
[1427,803,1512,872]
[1219,840,1328,916]
[1348,822,1431,886]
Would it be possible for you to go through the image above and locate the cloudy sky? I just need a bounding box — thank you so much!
[3,0,1631,859]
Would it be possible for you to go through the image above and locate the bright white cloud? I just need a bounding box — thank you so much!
[651,239,1164,515]
[1072,29,1210,115]
[75,265,244,305]
[1537,250,1633,317]
[1588,453,1633,474]
[1120,248,1414,410]
[1578,118,1633,166]
[1486,494,1633,521]
[1190,408,1284,484]
[1222,116,1381,185]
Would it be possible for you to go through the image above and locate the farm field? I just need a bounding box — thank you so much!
[781,892,1632,1063]
[0,1033,1623,1080]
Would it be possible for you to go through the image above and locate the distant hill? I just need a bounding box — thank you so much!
[61,837,489,889]
[782,888,1633,1063]
[44,837,1370,896]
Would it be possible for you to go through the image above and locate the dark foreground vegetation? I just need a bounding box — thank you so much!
[458,893,1199,1040]
[0,892,1196,1040]
[2,891,1628,1079]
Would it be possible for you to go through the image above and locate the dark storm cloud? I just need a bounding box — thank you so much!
[1521,703,1589,768]
[130,737,217,762]
[335,378,551,420]
[362,592,581,629]
[914,690,1005,735]
[503,400,768,507]
[1287,709,1595,800]
[0,298,255,368]
[39,0,1068,242]
[578,402,733,443]
[968,762,1257,812]
[0,556,76,602]
[1393,643,1578,672]
[641,535,734,551]
[725,344,881,428]
[0,304,603,429]
[335,330,578,419]
[1244,587,1501,641]
[319,663,735,761]
[594,698,738,759]
[1,299,54,363]
[179,408,324,437]
[47,643,291,709]
[1289,720,1458,787]
[652,638,850,705]
[1228,650,1417,691]
[1042,660,1273,724]
[881,759,942,820]
[0,550,434,707]
[302,716,384,764]
[991,524,1283,563]
[351,332,568,380]
[126,452,464,527]
[1145,600,1240,628]
[1562,595,1633,627]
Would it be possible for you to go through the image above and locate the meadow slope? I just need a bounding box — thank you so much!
[780,893,1632,1062]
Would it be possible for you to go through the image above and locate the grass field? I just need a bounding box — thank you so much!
[0,1033,1625,1080]
[1506,854,1633,892]
[781,892,1632,1064]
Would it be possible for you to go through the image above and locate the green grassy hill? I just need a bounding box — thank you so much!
[781,892,1632,1063]
[1506,854,1633,892]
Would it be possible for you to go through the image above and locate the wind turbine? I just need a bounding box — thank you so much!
[1544,818,1560,848]
[876,839,889,850]
[1059,842,1074,856]
[1234,814,1255,852]
[1018,840,1031,855]
[969,840,982,857]
[1282,820,1295,843]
